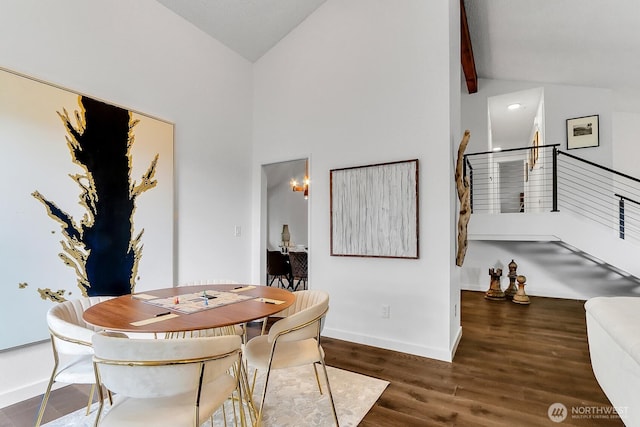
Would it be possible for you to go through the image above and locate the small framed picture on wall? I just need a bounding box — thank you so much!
[567,115,599,150]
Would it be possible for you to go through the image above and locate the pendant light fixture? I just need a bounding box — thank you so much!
[290,159,309,199]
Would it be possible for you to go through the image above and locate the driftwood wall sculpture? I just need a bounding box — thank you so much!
[455,130,471,266]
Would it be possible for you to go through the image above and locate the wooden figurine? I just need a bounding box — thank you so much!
[504,259,518,300]
[485,268,505,300]
[512,275,531,305]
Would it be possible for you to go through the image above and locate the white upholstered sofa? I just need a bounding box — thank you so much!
[585,296,640,426]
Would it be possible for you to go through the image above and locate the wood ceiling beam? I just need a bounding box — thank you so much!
[460,0,478,94]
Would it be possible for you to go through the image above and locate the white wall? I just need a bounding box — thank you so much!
[545,83,612,166]
[0,0,467,408]
[461,78,625,302]
[463,72,639,299]
[252,0,461,361]
[463,78,613,165]
[612,111,640,177]
[0,0,253,407]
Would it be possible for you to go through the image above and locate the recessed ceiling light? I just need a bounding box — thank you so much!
[492,147,502,152]
[507,103,521,110]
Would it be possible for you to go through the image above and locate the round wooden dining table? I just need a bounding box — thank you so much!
[83,284,295,334]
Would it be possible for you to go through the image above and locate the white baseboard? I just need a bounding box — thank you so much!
[0,380,63,409]
[324,327,454,363]
[450,326,463,359]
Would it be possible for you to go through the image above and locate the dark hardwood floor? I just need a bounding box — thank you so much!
[0,291,622,426]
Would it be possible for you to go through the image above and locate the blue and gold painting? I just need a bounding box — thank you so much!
[0,68,174,350]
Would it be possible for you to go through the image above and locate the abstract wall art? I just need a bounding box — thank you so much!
[0,68,174,349]
[330,159,419,259]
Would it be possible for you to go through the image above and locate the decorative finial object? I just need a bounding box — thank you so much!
[485,268,506,300]
[512,275,530,305]
[504,259,518,300]
[281,224,291,253]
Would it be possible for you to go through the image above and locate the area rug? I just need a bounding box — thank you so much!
[43,365,388,426]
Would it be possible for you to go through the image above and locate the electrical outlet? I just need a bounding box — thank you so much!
[234,226,241,237]
[454,304,457,317]
[381,304,390,319]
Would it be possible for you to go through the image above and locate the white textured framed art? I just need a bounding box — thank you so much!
[330,159,419,259]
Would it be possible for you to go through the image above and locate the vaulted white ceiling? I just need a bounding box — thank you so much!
[156,0,327,62]
[464,0,640,148]
[464,0,640,99]
[156,0,640,148]
[157,0,639,98]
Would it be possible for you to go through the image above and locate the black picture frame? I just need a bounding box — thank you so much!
[567,115,599,150]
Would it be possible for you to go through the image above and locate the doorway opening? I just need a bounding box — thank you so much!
[262,158,309,289]
[498,160,525,213]
[487,87,545,213]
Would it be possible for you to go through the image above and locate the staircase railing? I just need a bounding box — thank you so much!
[464,145,640,244]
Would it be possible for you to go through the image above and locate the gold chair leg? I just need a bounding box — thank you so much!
[318,359,339,426]
[93,364,105,427]
[240,361,257,425]
[312,362,323,395]
[85,383,96,415]
[34,368,57,427]
[35,339,61,427]
[255,366,275,427]
[230,390,239,427]
[222,401,228,425]
[249,367,258,397]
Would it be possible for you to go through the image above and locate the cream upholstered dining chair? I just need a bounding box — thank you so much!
[92,332,244,427]
[244,290,339,426]
[35,296,115,427]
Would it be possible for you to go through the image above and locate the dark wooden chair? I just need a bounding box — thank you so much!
[288,251,308,290]
[266,250,291,288]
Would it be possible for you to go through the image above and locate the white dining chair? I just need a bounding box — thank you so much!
[35,296,115,427]
[244,290,339,426]
[92,332,244,427]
